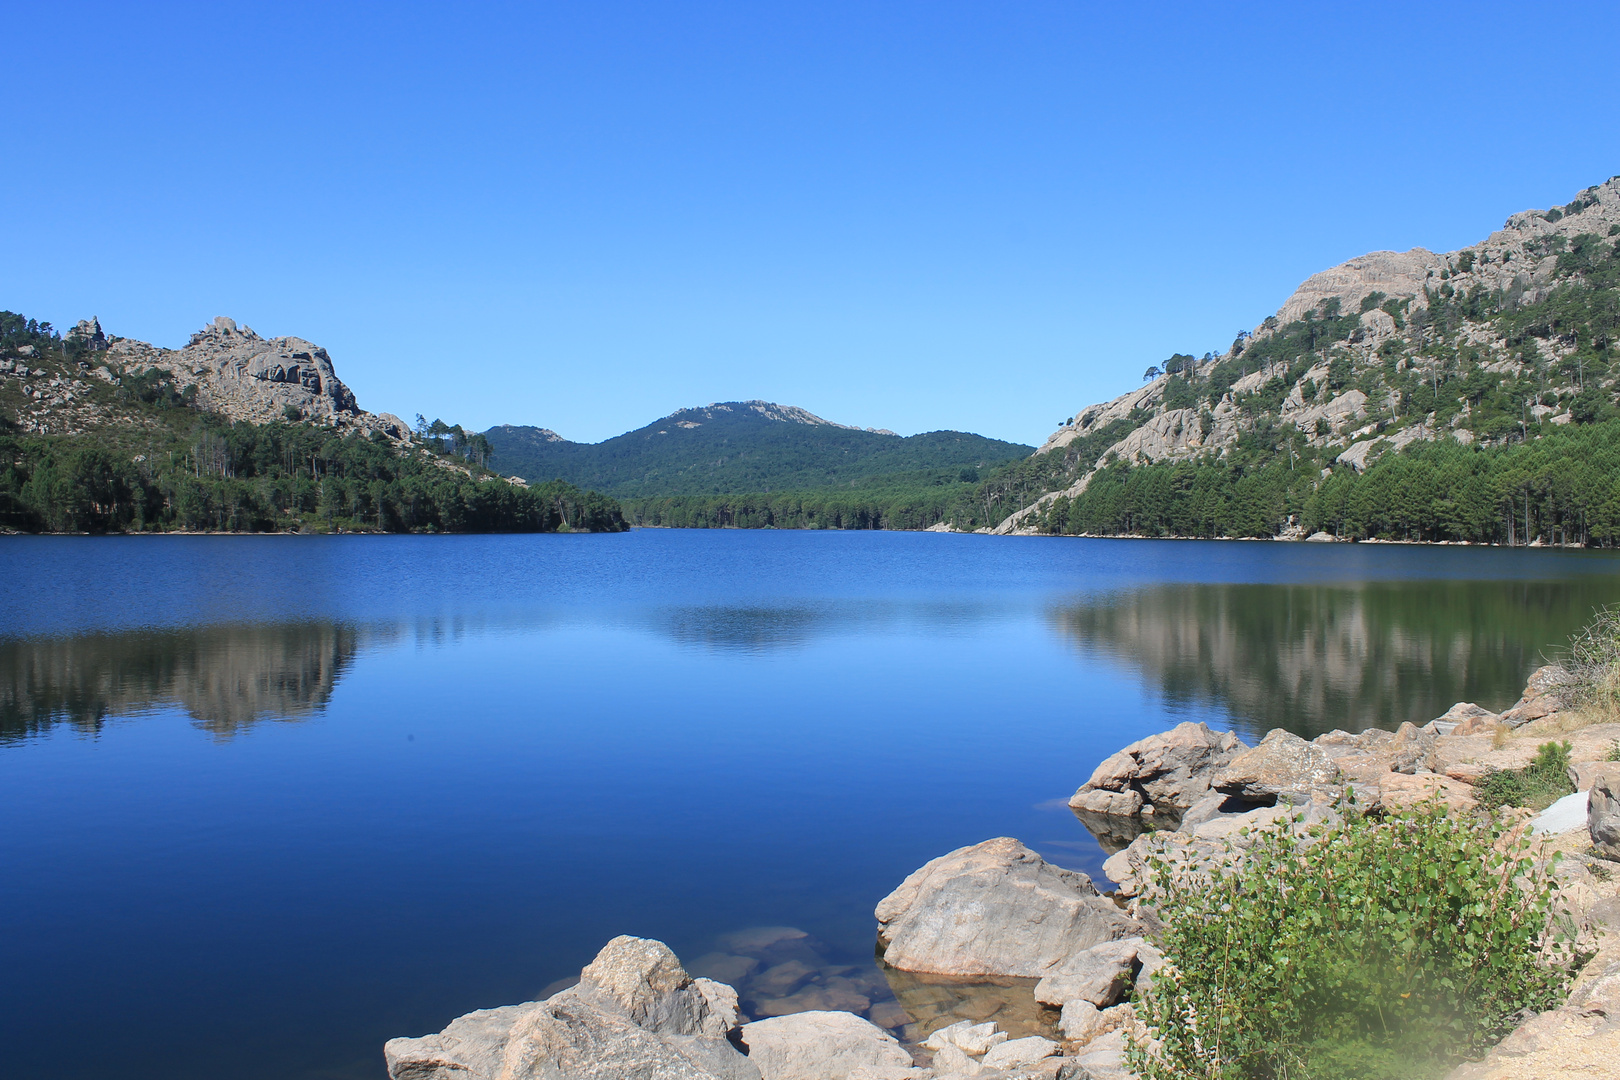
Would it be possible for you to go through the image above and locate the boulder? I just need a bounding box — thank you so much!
[1033,940,1143,1008]
[981,1036,1059,1070]
[1069,722,1247,819]
[1499,665,1576,728]
[924,1021,1007,1056]
[741,1011,913,1080]
[1592,768,1620,860]
[383,936,760,1080]
[876,838,1142,977]
[1387,721,1439,774]
[1213,729,1339,802]
[1057,1000,1104,1045]
[1570,761,1611,792]
[1435,702,1499,737]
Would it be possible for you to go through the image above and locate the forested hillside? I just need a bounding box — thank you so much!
[486,400,1030,498]
[0,313,626,534]
[952,177,1620,544]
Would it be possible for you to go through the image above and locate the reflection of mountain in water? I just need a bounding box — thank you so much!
[1053,581,1620,740]
[0,623,371,741]
[659,606,826,652]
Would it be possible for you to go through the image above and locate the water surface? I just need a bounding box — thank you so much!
[2,532,1616,1079]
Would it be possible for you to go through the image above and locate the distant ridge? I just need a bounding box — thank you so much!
[485,400,1029,498]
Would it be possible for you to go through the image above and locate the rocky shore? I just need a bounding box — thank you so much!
[385,667,1620,1079]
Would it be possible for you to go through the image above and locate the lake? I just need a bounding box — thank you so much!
[3,530,1617,1079]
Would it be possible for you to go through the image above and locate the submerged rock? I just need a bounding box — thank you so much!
[875,837,1141,977]
[383,935,760,1080]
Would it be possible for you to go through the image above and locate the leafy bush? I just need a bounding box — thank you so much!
[1131,800,1571,1080]
[1474,741,1575,811]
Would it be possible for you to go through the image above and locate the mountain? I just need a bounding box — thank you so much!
[0,314,625,534]
[485,400,1033,498]
[956,176,1620,544]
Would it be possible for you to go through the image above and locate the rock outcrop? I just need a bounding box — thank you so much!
[990,177,1620,535]
[1068,722,1247,819]
[384,936,761,1080]
[874,837,1141,978]
[103,315,409,439]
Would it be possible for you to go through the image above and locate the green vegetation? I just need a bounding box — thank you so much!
[1131,800,1572,1080]
[0,311,626,534]
[1474,741,1576,811]
[621,469,984,530]
[960,222,1620,539]
[484,406,1031,500]
[1019,407,1620,542]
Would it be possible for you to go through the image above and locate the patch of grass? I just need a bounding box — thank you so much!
[1474,741,1575,811]
[1567,606,1620,721]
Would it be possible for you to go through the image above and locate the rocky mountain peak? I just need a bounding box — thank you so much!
[994,176,1620,534]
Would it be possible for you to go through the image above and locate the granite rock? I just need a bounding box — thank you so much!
[876,838,1142,977]
[1069,722,1247,818]
[383,935,759,1080]
[741,1011,913,1080]
[1213,729,1339,802]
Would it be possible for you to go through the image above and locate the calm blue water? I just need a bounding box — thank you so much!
[3,531,1618,1079]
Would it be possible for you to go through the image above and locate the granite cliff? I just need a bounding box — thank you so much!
[976,177,1620,539]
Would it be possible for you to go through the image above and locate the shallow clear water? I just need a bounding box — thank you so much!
[2,531,1617,1079]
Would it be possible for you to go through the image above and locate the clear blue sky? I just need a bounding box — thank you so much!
[6,2,1618,445]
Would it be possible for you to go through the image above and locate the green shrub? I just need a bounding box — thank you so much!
[1130,800,1571,1080]
[1474,741,1575,811]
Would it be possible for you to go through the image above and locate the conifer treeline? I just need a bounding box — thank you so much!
[1035,418,1620,544]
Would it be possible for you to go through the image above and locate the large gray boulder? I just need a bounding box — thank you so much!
[1069,721,1247,818]
[740,1011,912,1080]
[1592,768,1620,860]
[1213,729,1339,802]
[384,936,761,1080]
[875,837,1141,977]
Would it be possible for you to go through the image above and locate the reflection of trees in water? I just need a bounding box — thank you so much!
[658,606,827,652]
[0,623,376,741]
[1052,581,1620,740]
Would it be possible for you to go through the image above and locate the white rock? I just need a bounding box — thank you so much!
[1533,791,1591,834]
[980,1036,1058,1070]
[923,1020,1007,1055]
[929,1042,982,1076]
[741,1011,914,1080]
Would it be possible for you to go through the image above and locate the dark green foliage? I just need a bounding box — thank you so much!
[1474,741,1576,811]
[0,420,626,534]
[1132,801,1572,1080]
[484,405,1031,499]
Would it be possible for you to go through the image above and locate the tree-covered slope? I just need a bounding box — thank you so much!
[485,400,1032,497]
[0,312,626,534]
[955,176,1620,543]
